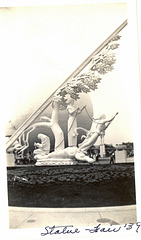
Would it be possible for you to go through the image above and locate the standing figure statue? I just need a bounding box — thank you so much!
[65,94,85,147]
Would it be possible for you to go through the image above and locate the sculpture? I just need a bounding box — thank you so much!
[35,146,95,164]
[40,99,65,151]
[13,99,65,155]
[13,121,52,154]
[79,112,118,152]
[12,34,121,165]
[33,133,50,158]
[35,112,118,164]
[65,94,85,147]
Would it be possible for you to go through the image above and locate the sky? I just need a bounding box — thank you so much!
[0,2,140,146]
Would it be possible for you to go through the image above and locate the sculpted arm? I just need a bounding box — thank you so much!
[103,112,118,124]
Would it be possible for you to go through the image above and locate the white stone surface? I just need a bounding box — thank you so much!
[8,205,137,229]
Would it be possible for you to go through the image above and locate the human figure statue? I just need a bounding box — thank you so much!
[79,112,118,152]
[34,146,95,163]
[34,134,50,155]
[75,114,106,139]
[65,94,85,147]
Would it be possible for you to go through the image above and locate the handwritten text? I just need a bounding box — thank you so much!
[41,222,141,236]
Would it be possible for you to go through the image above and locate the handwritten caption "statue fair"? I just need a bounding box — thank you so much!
[41,223,141,236]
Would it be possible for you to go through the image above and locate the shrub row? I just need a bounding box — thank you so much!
[7,164,135,186]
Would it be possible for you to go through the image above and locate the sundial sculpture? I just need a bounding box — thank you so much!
[6,20,127,165]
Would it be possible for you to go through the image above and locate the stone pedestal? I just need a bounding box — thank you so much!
[6,153,15,166]
[100,144,106,157]
[115,144,127,163]
[35,159,78,166]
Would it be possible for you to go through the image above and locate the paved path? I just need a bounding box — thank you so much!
[9,205,136,229]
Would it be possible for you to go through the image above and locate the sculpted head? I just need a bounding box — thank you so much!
[38,134,47,140]
[64,94,74,105]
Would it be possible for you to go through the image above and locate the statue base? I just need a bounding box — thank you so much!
[35,158,78,166]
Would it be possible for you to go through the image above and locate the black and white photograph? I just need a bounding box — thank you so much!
[0,0,141,239]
